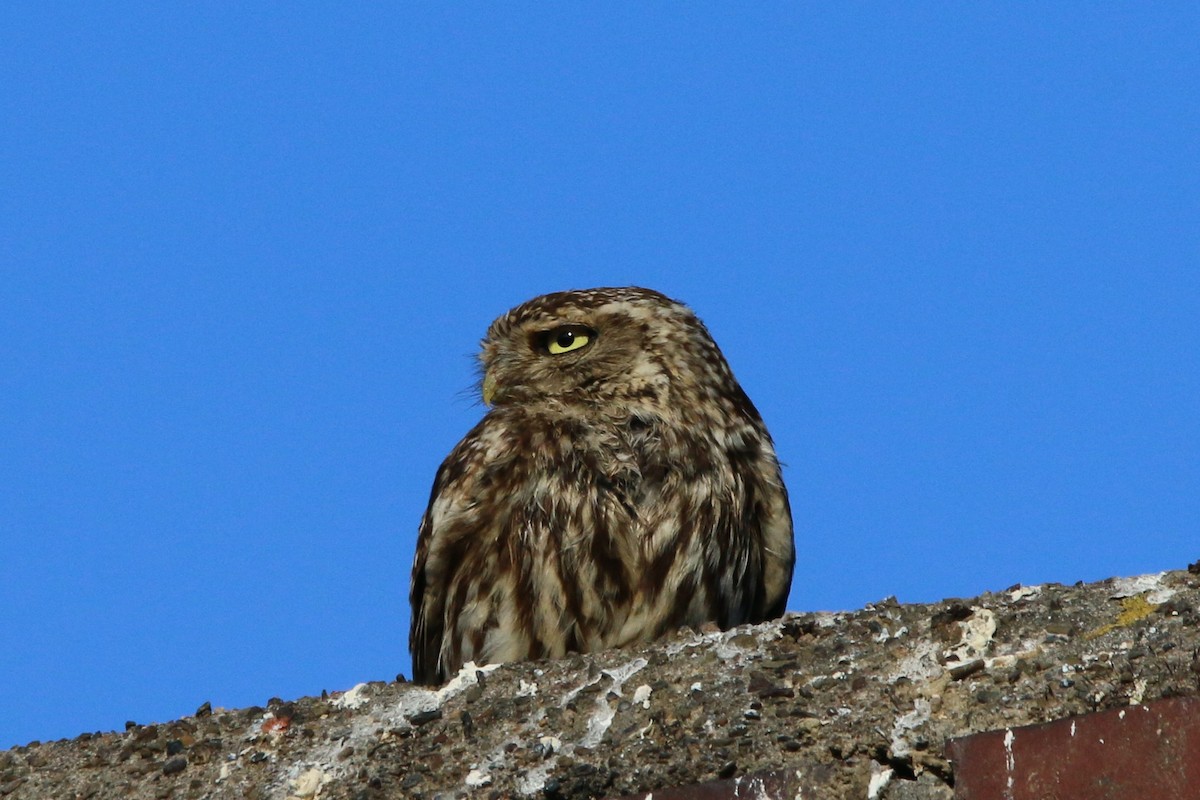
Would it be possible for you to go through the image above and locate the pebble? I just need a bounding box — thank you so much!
[407,709,443,726]
[162,757,187,776]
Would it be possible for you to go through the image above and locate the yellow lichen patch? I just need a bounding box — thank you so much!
[1084,594,1159,640]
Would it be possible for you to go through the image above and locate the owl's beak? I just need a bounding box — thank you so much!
[482,372,497,406]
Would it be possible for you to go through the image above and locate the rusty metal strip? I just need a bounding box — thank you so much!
[947,695,1200,799]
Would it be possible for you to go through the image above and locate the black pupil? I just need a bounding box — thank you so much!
[555,330,575,349]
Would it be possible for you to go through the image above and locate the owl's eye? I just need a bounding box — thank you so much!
[540,325,595,355]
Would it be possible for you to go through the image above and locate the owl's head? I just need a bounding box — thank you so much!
[478,286,748,422]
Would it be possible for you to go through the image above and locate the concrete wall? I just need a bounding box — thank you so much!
[3,567,1198,799]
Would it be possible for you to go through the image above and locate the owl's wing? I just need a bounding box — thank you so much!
[755,471,795,621]
[409,415,499,685]
[408,500,441,684]
[720,428,794,624]
[409,436,477,686]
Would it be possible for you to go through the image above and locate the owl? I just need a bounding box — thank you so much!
[409,287,794,685]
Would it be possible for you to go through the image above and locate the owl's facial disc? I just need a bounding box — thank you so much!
[482,323,598,405]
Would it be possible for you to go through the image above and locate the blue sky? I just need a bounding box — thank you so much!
[2,5,1197,749]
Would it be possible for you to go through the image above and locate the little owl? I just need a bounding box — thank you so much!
[409,287,794,684]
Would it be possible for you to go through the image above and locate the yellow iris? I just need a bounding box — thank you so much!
[547,328,591,354]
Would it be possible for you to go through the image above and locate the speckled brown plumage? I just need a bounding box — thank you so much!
[409,287,794,684]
